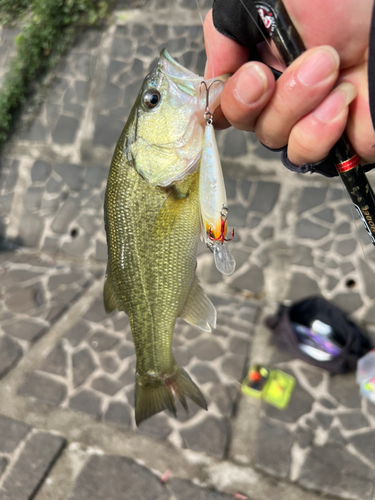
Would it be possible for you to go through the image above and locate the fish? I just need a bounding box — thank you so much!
[103,49,228,425]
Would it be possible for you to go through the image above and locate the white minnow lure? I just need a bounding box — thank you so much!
[199,81,236,275]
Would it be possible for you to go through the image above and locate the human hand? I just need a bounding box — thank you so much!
[204,0,375,166]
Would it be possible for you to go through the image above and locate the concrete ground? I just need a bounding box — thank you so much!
[1,0,375,498]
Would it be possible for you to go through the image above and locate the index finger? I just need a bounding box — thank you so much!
[204,10,249,79]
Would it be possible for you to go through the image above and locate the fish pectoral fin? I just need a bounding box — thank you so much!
[103,273,119,313]
[179,276,217,331]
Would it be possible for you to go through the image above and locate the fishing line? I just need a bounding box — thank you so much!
[237,0,285,71]
[195,0,216,80]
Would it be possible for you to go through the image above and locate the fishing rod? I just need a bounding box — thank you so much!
[251,0,375,247]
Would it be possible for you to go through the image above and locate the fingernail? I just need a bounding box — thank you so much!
[234,63,268,105]
[298,47,339,86]
[314,82,357,123]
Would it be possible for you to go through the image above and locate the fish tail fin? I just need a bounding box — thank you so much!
[135,365,207,426]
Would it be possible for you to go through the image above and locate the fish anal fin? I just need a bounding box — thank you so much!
[103,273,119,314]
[179,276,217,332]
[135,365,207,426]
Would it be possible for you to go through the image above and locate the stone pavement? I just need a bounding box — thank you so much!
[1,0,375,498]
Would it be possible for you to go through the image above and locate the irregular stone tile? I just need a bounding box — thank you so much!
[224,177,237,200]
[290,244,314,266]
[230,265,264,294]
[315,412,333,429]
[209,383,237,417]
[0,334,22,377]
[169,478,233,499]
[249,182,280,214]
[335,238,357,257]
[18,213,44,247]
[0,457,8,479]
[89,330,119,351]
[40,342,67,377]
[53,162,84,191]
[1,269,43,287]
[45,303,68,323]
[360,259,375,299]
[100,354,120,374]
[119,365,134,387]
[99,81,121,108]
[229,336,249,355]
[174,346,192,366]
[287,272,320,300]
[298,187,328,213]
[45,176,63,193]
[118,343,135,359]
[298,443,374,500]
[48,271,84,291]
[110,37,133,59]
[349,430,375,462]
[223,129,247,157]
[259,226,274,240]
[222,353,247,381]
[181,415,228,458]
[25,119,48,141]
[3,318,46,342]
[64,320,90,347]
[94,115,124,147]
[91,375,122,396]
[95,240,107,261]
[68,455,169,500]
[318,396,337,409]
[336,221,351,234]
[295,219,330,239]
[24,186,44,210]
[154,24,168,39]
[52,115,79,144]
[62,234,91,257]
[198,257,223,284]
[51,197,80,234]
[314,207,334,223]
[190,363,219,384]
[190,339,224,361]
[255,418,293,478]
[104,402,132,428]
[107,60,127,81]
[295,426,314,448]
[0,432,65,500]
[72,348,97,388]
[69,390,101,417]
[18,371,67,405]
[329,374,361,408]
[265,381,314,423]
[85,165,107,187]
[137,413,172,440]
[0,415,30,453]
[300,367,324,388]
[338,412,369,430]
[327,275,339,291]
[332,292,362,314]
[230,248,250,269]
[226,203,247,227]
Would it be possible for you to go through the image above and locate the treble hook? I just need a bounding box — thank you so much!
[199,80,224,125]
[208,204,235,244]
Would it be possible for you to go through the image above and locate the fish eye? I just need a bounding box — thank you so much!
[142,89,161,109]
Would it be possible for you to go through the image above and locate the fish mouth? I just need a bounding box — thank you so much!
[158,48,229,107]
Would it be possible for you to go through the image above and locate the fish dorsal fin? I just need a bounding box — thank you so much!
[103,273,120,314]
[179,276,216,331]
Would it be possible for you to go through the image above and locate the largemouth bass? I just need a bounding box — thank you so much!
[104,49,226,425]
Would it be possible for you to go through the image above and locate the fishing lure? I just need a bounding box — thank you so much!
[199,81,236,275]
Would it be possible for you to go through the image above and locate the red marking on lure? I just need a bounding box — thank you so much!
[336,154,360,173]
[160,469,172,484]
[209,219,234,244]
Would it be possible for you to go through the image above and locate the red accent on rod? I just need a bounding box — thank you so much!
[336,154,360,173]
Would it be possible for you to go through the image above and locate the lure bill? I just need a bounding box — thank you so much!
[103,49,233,425]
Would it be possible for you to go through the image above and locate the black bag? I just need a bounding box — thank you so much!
[265,296,373,374]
